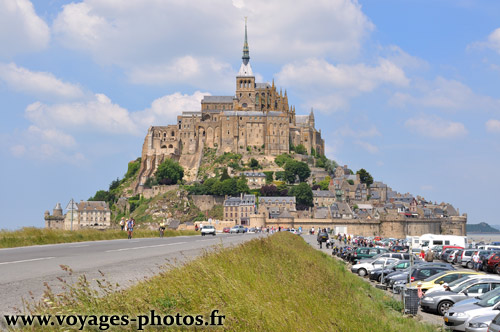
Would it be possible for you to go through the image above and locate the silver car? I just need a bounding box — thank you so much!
[444,288,500,331]
[464,312,497,332]
[351,257,400,277]
[421,278,500,315]
[488,313,500,332]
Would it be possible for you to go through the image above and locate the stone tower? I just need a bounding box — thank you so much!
[235,17,256,111]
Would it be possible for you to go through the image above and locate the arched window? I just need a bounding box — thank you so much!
[168,144,173,148]
[171,131,175,136]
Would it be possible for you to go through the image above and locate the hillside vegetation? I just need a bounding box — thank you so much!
[467,222,500,233]
[25,233,437,331]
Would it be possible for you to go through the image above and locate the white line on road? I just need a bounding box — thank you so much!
[196,239,213,242]
[105,242,188,252]
[70,245,89,248]
[0,257,55,265]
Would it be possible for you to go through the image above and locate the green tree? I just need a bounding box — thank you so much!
[236,176,250,194]
[109,177,121,191]
[318,176,331,190]
[203,177,218,194]
[284,160,311,183]
[155,159,184,185]
[276,182,289,196]
[263,171,274,184]
[249,158,259,169]
[124,158,141,180]
[220,168,230,181]
[290,183,313,210]
[356,168,374,186]
[89,190,114,204]
[294,144,307,155]
[275,153,292,167]
[220,178,238,196]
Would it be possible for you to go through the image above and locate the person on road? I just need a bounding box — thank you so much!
[127,218,135,239]
[425,248,434,262]
[472,251,480,271]
[159,220,166,238]
[119,217,125,231]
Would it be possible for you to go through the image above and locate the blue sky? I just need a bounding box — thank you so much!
[1,0,500,230]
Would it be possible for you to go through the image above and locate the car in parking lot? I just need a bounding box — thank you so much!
[388,263,455,290]
[487,312,500,332]
[223,227,230,233]
[421,278,500,315]
[200,225,216,236]
[352,247,389,263]
[444,287,500,331]
[369,260,415,282]
[230,225,246,233]
[408,270,483,293]
[463,312,497,332]
[351,257,401,277]
[461,249,477,269]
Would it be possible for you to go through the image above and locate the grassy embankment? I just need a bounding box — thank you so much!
[24,232,439,332]
[0,227,197,249]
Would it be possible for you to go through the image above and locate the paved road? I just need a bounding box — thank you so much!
[0,232,263,315]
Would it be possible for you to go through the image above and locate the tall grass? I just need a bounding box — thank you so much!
[0,227,197,248]
[23,232,438,332]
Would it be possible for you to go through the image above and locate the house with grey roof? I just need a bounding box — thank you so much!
[313,189,336,207]
[240,171,266,189]
[223,194,256,225]
[330,202,353,219]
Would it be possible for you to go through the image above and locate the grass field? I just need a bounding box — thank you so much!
[0,227,197,248]
[19,232,440,332]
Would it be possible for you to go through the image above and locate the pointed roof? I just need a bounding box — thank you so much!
[237,17,253,77]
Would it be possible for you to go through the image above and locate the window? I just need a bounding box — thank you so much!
[466,283,490,294]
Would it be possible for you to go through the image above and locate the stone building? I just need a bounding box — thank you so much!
[241,172,266,189]
[45,200,111,230]
[44,203,65,229]
[223,194,256,225]
[136,21,324,187]
[259,196,296,213]
[312,190,336,207]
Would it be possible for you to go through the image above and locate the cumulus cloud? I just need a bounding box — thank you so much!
[389,76,500,112]
[25,94,139,135]
[468,27,500,55]
[404,115,468,139]
[52,0,373,77]
[0,0,50,56]
[486,119,500,133]
[336,125,381,138]
[0,62,84,99]
[354,140,379,154]
[132,91,207,128]
[277,57,409,112]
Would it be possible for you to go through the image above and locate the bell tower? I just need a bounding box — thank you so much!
[235,17,255,111]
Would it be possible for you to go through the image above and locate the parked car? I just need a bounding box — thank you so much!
[389,245,407,252]
[442,249,458,262]
[388,263,455,290]
[370,260,416,282]
[352,247,389,263]
[461,249,477,269]
[408,270,483,293]
[200,225,216,236]
[222,227,230,233]
[421,278,500,315]
[351,257,401,277]
[486,252,500,273]
[487,312,500,332]
[463,312,497,332]
[444,287,500,331]
[425,274,489,296]
[230,225,246,233]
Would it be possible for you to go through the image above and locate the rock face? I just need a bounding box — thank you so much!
[134,24,324,191]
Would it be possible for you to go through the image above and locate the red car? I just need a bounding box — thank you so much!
[223,227,230,233]
[486,253,500,273]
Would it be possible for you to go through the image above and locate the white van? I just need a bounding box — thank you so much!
[414,234,467,250]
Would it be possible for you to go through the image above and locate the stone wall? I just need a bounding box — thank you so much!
[141,185,180,199]
[191,195,224,211]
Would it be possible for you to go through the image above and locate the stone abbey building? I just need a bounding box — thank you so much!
[137,22,324,185]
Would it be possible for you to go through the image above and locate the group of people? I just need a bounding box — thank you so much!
[119,217,136,239]
[419,249,435,262]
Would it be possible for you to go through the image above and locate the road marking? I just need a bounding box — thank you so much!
[105,242,188,252]
[196,239,213,242]
[0,257,55,265]
[71,244,89,248]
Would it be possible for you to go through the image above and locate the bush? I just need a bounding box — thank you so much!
[155,159,184,185]
[275,153,292,167]
[263,171,274,184]
[124,158,141,180]
[294,144,307,155]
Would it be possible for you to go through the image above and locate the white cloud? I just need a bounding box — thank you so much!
[0,62,84,99]
[336,125,381,138]
[52,0,373,76]
[277,57,408,112]
[389,76,500,112]
[25,94,139,135]
[404,115,468,139]
[0,0,50,56]
[354,140,379,154]
[127,56,234,91]
[27,126,76,148]
[132,91,207,128]
[468,27,500,55]
[10,144,26,157]
[486,119,500,133]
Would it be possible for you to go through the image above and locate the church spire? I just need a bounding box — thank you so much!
[242,17,250,66]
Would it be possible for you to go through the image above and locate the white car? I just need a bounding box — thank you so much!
[351,257,400,277]
[201,225,216,236]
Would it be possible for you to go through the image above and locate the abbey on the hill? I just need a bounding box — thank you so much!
[138,20,324,184]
